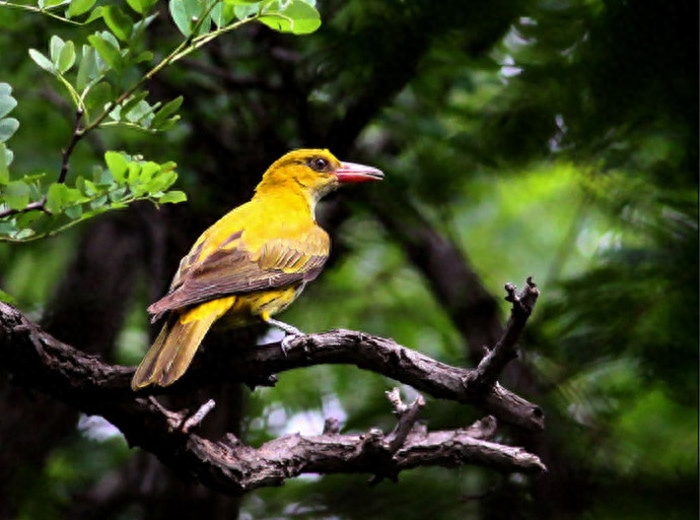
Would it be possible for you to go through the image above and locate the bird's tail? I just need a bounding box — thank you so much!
[131,303,228,390]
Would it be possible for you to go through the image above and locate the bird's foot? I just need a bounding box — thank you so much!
[265,317,304,356]
[280,333,300,356]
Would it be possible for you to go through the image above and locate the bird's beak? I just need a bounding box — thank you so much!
[334,161,384,183]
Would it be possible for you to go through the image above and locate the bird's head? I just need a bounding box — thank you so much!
[256,149,383,203]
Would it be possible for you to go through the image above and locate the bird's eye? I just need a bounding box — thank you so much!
[309,157,329,172]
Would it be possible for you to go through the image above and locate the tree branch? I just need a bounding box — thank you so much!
[464,277,540,394]
[0,283,545,494]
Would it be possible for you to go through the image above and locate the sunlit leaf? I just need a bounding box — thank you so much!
[46,182,68,214]
[28,49,56,74]
[258,0,320,35]
[57,40,76,73]
[49,35,65,64]
[158,190,187,204]
[169,0,202,37]
[105,151,128,182]
[0,143,9,184]
[84,5,104,23]
[87,33,122,70]
[76,45,98,91]
[210,2,237,27]
[67,0,96,18]
[0,92,17,119]
[103,5,133,42]
[3,181,30,210]
[0,118,19,142]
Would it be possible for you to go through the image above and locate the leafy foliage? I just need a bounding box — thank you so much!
[0,0,322,243]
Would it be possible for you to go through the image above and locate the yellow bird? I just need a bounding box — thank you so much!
[131,149,383,390]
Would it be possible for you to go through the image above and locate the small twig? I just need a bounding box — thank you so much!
[181,399,216,433]
[0,198,50,220]
[385,388,425,453]
[462,416,498,440]
[465,277,540,394]
[147,396,183,431]
[323,417,340,435]
[57,109,84,184]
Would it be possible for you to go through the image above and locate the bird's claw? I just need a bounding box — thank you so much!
[280,334,299,356]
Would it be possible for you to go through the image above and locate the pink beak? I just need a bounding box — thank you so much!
[334,161,384,183]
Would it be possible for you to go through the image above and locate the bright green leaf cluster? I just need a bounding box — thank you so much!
[0,83,19,185]
[1,0,321,244]
[170,0,321,37]
[0,152,185,242]
[106,95,183,133]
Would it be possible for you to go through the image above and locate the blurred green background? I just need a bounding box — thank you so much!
[0,0,697,519]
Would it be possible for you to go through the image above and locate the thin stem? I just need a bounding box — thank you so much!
[83,17,255,134]
[0,1,82,25]
[0,199,49,220]
[58,109,85,184]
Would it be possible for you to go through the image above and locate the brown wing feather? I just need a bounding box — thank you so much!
[148,228,329,319]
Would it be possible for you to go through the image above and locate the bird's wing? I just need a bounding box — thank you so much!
[148,226,329,318]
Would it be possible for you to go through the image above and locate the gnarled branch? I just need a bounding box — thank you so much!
[0,280,545,494]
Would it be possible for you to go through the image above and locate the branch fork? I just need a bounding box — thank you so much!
[0,278,545,494]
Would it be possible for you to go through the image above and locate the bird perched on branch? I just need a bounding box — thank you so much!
[131,149,383,390]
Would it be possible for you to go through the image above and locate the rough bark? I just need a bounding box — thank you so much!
[0,280,544,496]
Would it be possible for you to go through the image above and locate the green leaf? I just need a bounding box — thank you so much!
[76,45,98,91]
[93,166,114,185]
[169,0,202,37]
[3,181,30,210]
[89,195,108,209]
[57,40,76,73]
[103,5,133,42]
[28,49,56,74]
[67,0,97,17]
[127,163,141,184]
[87,33,122,71]
[0,118,19,142]
[84,82,112,111]
[0,145,12,176]
[108,187,127,202]
[64,204,83,220]
[149,170,178,192]
[119,91,149,119]
[259,0,320,34]
[0,93,17,120]
[126,0,156,15]
[105,151,128,182]
[49,35,65,64]
[210,2,237,27]
[139,161,160,183]
[233,3,259,20]
[80,178,98,196]
[0,287,18,305]
[151,95,183,130]
[158,190,187,204]
[134,50,154,63]
[85,5,104,23]
[0,143,9,184]
[46,182,68,213]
